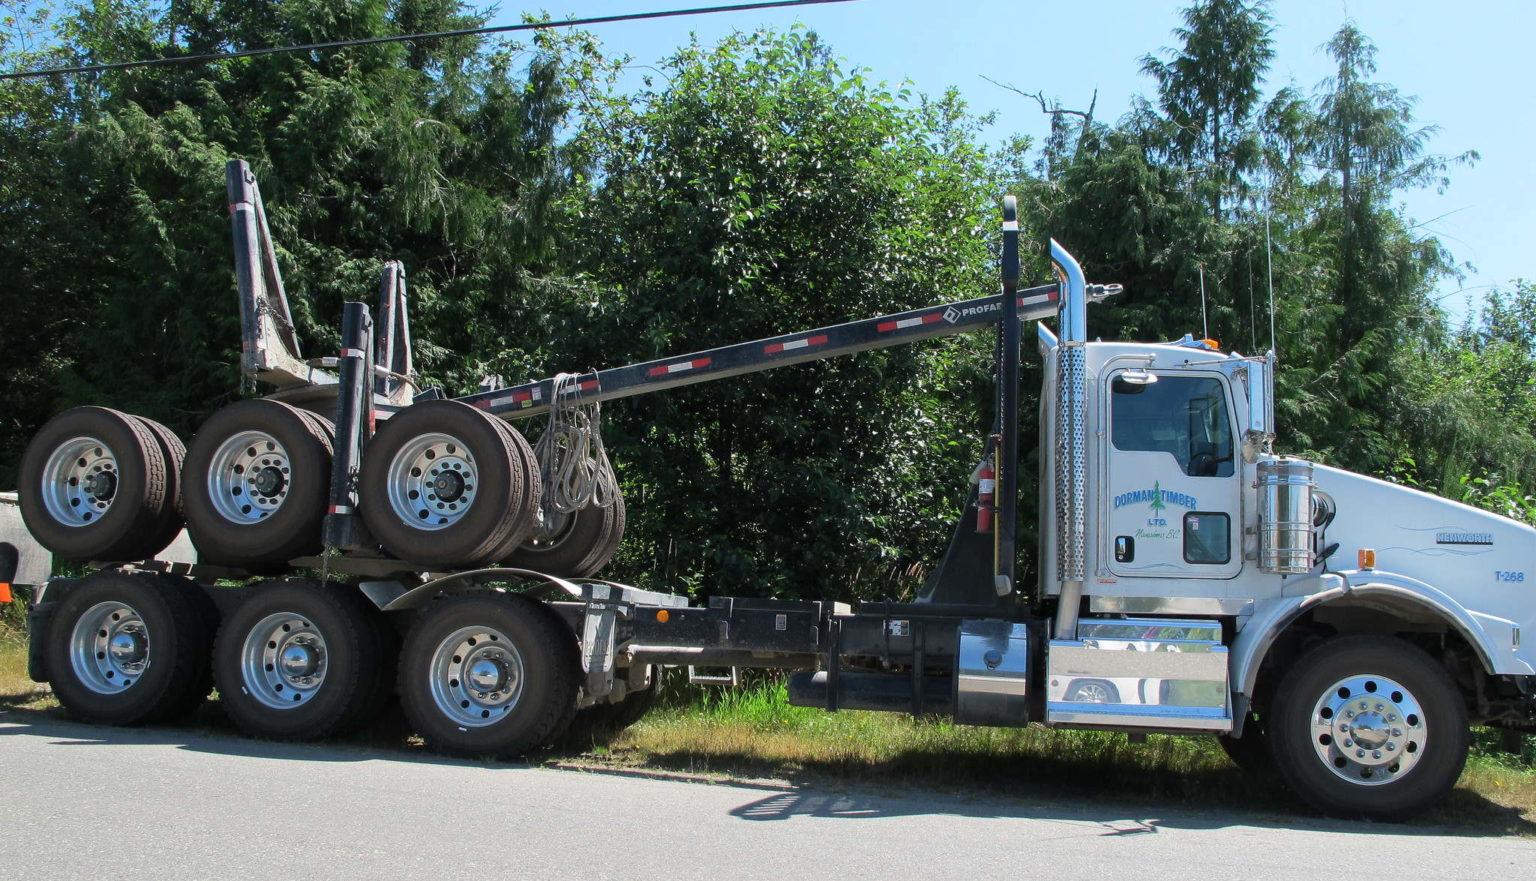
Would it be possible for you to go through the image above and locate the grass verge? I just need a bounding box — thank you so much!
[0,615,53,712]
[570,677,1536,834]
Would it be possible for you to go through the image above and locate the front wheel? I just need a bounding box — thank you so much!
[398,593,578,758]
[1269,634,1468,819]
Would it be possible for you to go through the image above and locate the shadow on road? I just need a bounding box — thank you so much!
[0,705,485,771]
[722,781,1536,840]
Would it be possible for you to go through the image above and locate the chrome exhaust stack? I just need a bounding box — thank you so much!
[1050,240,1088,641]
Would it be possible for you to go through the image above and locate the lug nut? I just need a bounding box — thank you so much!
[1356,749,1366,757]
[1344,739,1353,747]
[1373,750,1382,759]
[1386,743,1396,751]
[1392,728,1402,737]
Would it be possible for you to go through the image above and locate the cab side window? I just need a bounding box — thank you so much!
[1111,375,1234,477]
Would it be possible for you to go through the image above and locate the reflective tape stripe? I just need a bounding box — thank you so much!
[764,334,829,354]
[328,505,353,515]
[340,348,366,359]
[648,357,712,377]
[877,314,942,333]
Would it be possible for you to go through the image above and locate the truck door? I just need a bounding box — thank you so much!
[1105,369,1242,579]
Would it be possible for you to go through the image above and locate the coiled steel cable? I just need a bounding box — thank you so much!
[533,373,617,518]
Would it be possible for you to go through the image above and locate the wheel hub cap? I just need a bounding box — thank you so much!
[468,657,507,692]
[253,466,286,497]
[279,643,319,678]
[428,626,524,727]
[1310,673,1426,784]
[68,601,149,693]
[432,471,466,503]
[83,471,117,500]
[40,437,119,527]
[108,630,145,665]
[240,613,329,710]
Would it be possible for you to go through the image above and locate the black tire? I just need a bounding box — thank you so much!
[1218,712,1272,773]
[19,406,173,562]
[131,415,188,555]
[183,399,333,569]
[399,593,578,758]
[1270,634,1469,819]
[44,570,214,725]
[213,579,391,740]
[360,401,536,569]
[565,668,658,744]
[507,492,626,578]
[484,419,543,563]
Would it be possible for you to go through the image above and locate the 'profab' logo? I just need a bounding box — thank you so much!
[941,302,1001,324]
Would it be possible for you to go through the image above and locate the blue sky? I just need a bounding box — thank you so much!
[493,0,1534,326]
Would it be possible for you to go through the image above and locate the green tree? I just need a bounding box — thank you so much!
[0,0,585,485]
[1275,24,1472,474]
[573,29,1011,599]
[1141,0,1274,218]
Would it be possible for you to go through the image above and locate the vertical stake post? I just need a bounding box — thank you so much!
[323,302,374,550]
[994,196,1022,596]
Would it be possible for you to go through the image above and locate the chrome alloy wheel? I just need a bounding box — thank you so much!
[41,436,118,526]
[240,613,328,710]
[207,430,291,523]
[385,433,479,531]
[69,601,150,693]
[428,626,524,728]
[1310,673,1427,785]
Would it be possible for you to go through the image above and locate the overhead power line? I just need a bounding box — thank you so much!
[0,0,855,81]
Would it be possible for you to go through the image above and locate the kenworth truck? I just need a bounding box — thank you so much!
[13,161,1536,820]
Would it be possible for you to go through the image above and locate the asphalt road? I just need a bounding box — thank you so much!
[1,713,1531,881]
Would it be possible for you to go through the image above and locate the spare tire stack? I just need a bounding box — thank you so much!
[21,397,625,577]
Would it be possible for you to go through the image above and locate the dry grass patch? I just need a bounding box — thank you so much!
[0,628,54,711]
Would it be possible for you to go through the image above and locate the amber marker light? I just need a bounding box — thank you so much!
[1358,548,1377,570]
[0,583,11,604]
[656,609,670,623]
[1201,338,1222,350]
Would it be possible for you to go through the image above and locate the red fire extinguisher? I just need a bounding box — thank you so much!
[974,456,995,533]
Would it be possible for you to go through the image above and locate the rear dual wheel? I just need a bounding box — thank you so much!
[399,593,578,758]
[45,570,215,725]
[213,580,392,740]
[19,407,186,562]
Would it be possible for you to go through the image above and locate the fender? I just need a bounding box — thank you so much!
[380,567,584,612]
[1231,569,1527,696]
